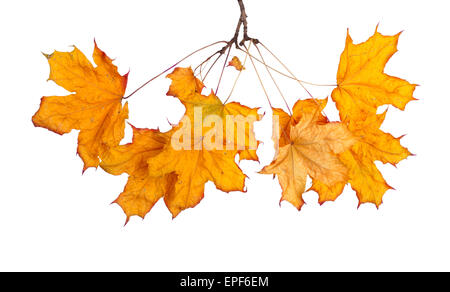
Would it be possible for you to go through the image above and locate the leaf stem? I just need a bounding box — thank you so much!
[195,0,258,77]
[243,42,273,108]
[259,42,330,118]
[258,42,317,99]
[215,44,232,95]
[202,53,222,83]
[237,48,336,87]
[254,44,292,115]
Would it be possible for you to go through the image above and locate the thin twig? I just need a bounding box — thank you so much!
[196,0,258,74]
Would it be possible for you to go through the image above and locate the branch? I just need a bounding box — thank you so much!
[194,0,258,76]
[210,0,258,55]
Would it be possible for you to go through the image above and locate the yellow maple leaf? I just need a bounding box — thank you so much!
[147,131,246,218]
[315,27,416,207]
[309,180,347,205]
[167,67,262,161]
[341,111,410,207]
[331,27,416,121]
[105,120,247,219]
[101,126,177,223]
[138,67,263,217]
[261,99,355,210]
[101,67,261,219]
[273,99,349,205]
[273,98,328,153]
[32,42,129,171]
[167,67,205,98]
[228,56,245,71]
[311,111,411,206]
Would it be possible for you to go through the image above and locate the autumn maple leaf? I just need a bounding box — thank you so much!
[32,42,129,171]
[228,56,245,71]
[145,68,261,217]
[331,27,416,121]
[261,99,355,210]
[319,27,416,207]
[147,125,247,218]
[338,112,410,207]
[101,122,248,220]
[167,67,262,161]
[100,126,177,223]
[101,67,261,219]
[309,112,411,206]
[272,98,329,152]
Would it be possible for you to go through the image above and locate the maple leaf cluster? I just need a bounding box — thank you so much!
[261,27,416,209]
[33,27,415,222]
[33,48,261,222]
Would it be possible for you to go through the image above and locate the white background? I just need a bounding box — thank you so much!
[1,0,449,272]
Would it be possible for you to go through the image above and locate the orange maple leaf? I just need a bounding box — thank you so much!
[167,67,262,161]
[228,56,245,71]
[261,99,355,210]
[106,121,247,219]
[32,42,129,171]
[147,68,261,217]
[100,126,177,223]
[314,27,416,207]
[272,98,329,152]
[147,127,247,218]
[314,111,411,207]
[102,67,261,220]
[331,27,416,121]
